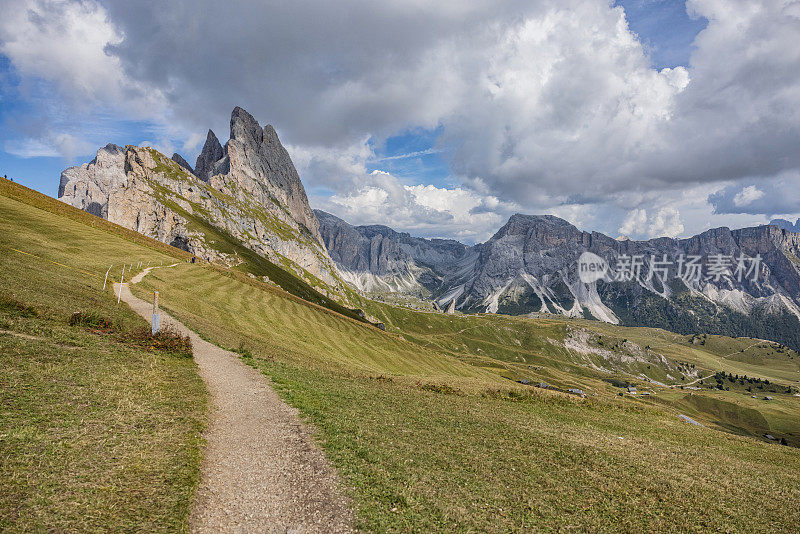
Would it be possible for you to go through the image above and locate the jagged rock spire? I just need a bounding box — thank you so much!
[194,129,225,181]
[171,153,194,174]
[226,106,323,245]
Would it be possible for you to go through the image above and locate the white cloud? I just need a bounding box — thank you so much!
[648,207,684,238]
[619,208,648,237]
[315,170,514,243]
[4,138,59,158]
[0,0,164,112]
[733,185,765,207]
[2,0,799,239]
[4,132,94,159]
[616,206,684,239]
[0,0,168,158]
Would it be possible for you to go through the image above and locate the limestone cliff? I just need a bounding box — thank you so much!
[58,107,345,295]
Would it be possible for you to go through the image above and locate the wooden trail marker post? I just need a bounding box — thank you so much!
[152,291,161,335]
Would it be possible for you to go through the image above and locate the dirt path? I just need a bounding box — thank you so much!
[115,271,352,533]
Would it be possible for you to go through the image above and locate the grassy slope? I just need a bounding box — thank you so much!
[134,259,800,531]
[4,181,800,531]
[142,151,366,322]
[0,177,369,324]
[358,300,800,445]
[0,194,206,532]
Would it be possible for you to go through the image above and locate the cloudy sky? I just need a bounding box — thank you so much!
[1,0,799,243]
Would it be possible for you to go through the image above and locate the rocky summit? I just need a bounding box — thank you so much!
[58,107,345,295]
[317,211,800,350]
[315,210,473,295]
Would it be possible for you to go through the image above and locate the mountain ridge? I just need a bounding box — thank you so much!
[58,107,345,297]
[317,209,800,349]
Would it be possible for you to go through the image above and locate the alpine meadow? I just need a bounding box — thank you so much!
[2,1,800,532]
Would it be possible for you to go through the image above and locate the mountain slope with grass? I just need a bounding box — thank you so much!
[3,177,800,532]
[0,183,206,532]
[58,106,347,298]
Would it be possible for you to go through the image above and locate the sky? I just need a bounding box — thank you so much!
[1,0,799,244]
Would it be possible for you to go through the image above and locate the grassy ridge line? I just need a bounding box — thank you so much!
[0,177,193,262]
[0,177,381,332]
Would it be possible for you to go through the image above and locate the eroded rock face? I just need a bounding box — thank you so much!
[770,218,800,233]
[58,107,344,293]
[315,209,471,293]
[226,107,324,247]
[171,153,194,174]
[58,144,126,217]
[458,214,800,320]
[317,209,800,348]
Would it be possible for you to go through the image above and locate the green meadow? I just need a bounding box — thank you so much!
[2,179,800,532]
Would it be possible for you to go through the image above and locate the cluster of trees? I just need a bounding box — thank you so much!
[708,372,795,394]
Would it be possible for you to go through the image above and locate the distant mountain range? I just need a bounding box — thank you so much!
[57,106,800,350]
[770,218,800,233]
[317,211,800,350]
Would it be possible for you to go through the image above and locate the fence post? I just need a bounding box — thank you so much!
[152,291,161,335]
[102,264,113,290]
[117,267,124,304]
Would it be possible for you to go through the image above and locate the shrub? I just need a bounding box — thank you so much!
[122,327,193,357]
[233,342,254,359]
[69,311,115,331]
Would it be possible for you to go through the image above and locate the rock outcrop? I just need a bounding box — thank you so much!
[59,107,345,294]
[315,210,472,294]
[171,153,194,174]
[58,143,126,217]
[194,129,226,182]
[770,218,800,233]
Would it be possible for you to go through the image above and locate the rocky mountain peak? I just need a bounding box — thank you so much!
[770,218,800,233]
[226,107,323,246]
[57,106,345,295]
[194,129,225,181]
[58,143,126,212]
[230,106,264,145]
[171,153,194,174]
[489,213,587,251]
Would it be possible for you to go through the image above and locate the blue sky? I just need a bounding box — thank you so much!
[1,0,798,243]
[615,0,707,69]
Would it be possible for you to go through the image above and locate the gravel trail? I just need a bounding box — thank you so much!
[115,272,352,533]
